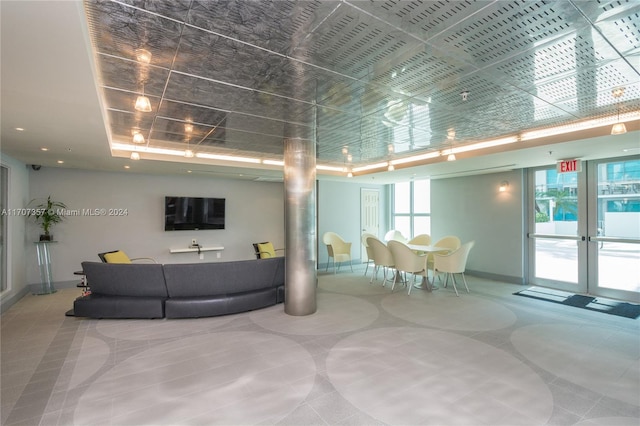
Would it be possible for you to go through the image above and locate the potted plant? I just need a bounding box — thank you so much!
[30,196,67,241]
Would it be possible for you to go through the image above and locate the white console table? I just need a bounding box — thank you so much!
[169,246,224,254]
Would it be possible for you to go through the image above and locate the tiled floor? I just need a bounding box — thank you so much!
[1,268,639,425]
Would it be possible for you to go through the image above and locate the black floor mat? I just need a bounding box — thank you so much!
[514,287,640,319]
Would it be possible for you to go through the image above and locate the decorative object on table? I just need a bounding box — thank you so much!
[29,195,66,241]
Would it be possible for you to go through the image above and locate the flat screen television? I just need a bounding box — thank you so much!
[164,196,225,230]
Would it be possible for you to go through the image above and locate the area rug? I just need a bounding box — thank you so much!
[514,286,640,319]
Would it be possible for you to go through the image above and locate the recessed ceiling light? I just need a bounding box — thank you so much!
[124,165,130,169]
[15,127,24,131]
[40,147,49,151]
[57,160,64,164]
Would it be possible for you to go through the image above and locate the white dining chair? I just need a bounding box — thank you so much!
[323,232,353,273]
[367,237,395,286]
[433,241,475,296]
[361,232,378,277]
[387,240,428,295]
[384,230,408,243]
[427,235,461,281]
[407,234,431,246]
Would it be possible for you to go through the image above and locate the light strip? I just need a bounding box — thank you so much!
[263,159,284,166]
[196,153,261,163]
[316,164,344,172]
[353,162,390,172]
[449,136,519,154]
[112,143,185,157]
[521,111,639,141]
[391,151,441,165]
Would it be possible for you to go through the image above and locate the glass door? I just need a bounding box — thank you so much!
[528,166,587,293]
[587,157,640,302]
[528,157,640,302]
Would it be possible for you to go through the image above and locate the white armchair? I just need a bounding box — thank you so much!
[367,237,395,285]
[323,232,353,273]
[387,240,428,295]
[433,241,475,296]
[361,232,378,277]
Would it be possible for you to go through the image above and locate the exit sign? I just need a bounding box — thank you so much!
[557,159,582,173]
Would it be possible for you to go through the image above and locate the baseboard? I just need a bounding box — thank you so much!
[28,280,78,294]
[0,286,31,314]
[466,270,525,285]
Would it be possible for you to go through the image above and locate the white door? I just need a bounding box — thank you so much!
[361,189,379,261]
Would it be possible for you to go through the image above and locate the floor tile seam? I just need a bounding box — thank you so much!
[3,316,80,425]
[548,382,603,418]
[301,400,334,426]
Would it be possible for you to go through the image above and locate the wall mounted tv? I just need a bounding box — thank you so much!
[164,196,225,231]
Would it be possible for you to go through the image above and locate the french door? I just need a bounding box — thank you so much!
[528,156,640,302]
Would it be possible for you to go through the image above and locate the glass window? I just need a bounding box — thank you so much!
[392,179,431,239]
[394,182,410,214]
[413,179,430,213]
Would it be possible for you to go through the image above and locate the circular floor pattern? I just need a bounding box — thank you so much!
[68,337,110,389]
[95,314,236,340]
[575,417,640,426]
[319,271,395,296]
[326,327,553,425]
[381,289,517,331]
[74,331,315,425]
[249,292,379,335]
[511,324,640,407]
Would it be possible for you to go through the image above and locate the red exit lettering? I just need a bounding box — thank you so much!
[557,159,582,173]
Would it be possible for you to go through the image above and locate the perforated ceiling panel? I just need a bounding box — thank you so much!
[82,0,640,168]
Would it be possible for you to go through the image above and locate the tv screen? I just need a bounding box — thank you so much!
[164,196,225,230]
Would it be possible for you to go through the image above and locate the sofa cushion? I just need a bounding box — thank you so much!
[102,250,132,264]
[74,295,165,319]
[257,242,276,258]
[163,257,284,297]
[81,261,168,297]
[165,288,277,318]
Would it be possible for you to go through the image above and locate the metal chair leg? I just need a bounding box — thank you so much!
[451,274,459,296]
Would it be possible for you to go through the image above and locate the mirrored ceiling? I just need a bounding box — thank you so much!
[83,0,640,174]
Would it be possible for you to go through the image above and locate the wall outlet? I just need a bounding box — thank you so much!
[191,238,197,246]
[199,253,204,260]
[216,252,221,259]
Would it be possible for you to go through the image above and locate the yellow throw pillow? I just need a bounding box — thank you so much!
[257,242,276,259]
[103,250,132,264]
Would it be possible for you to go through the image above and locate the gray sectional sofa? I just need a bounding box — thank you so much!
[73,257,285,319]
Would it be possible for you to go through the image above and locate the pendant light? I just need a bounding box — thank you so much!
[446,128,456,161]
[132,131,145,144]
[135,83,152,112]
[611,87,626,135]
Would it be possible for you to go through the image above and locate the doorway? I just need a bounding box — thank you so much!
[361,188,380,260]
[528,157,640,302]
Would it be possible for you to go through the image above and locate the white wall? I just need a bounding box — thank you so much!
[317,180,387,267]
[0,155,30,307]
[27,167,285,284]
[431,170,524,282]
